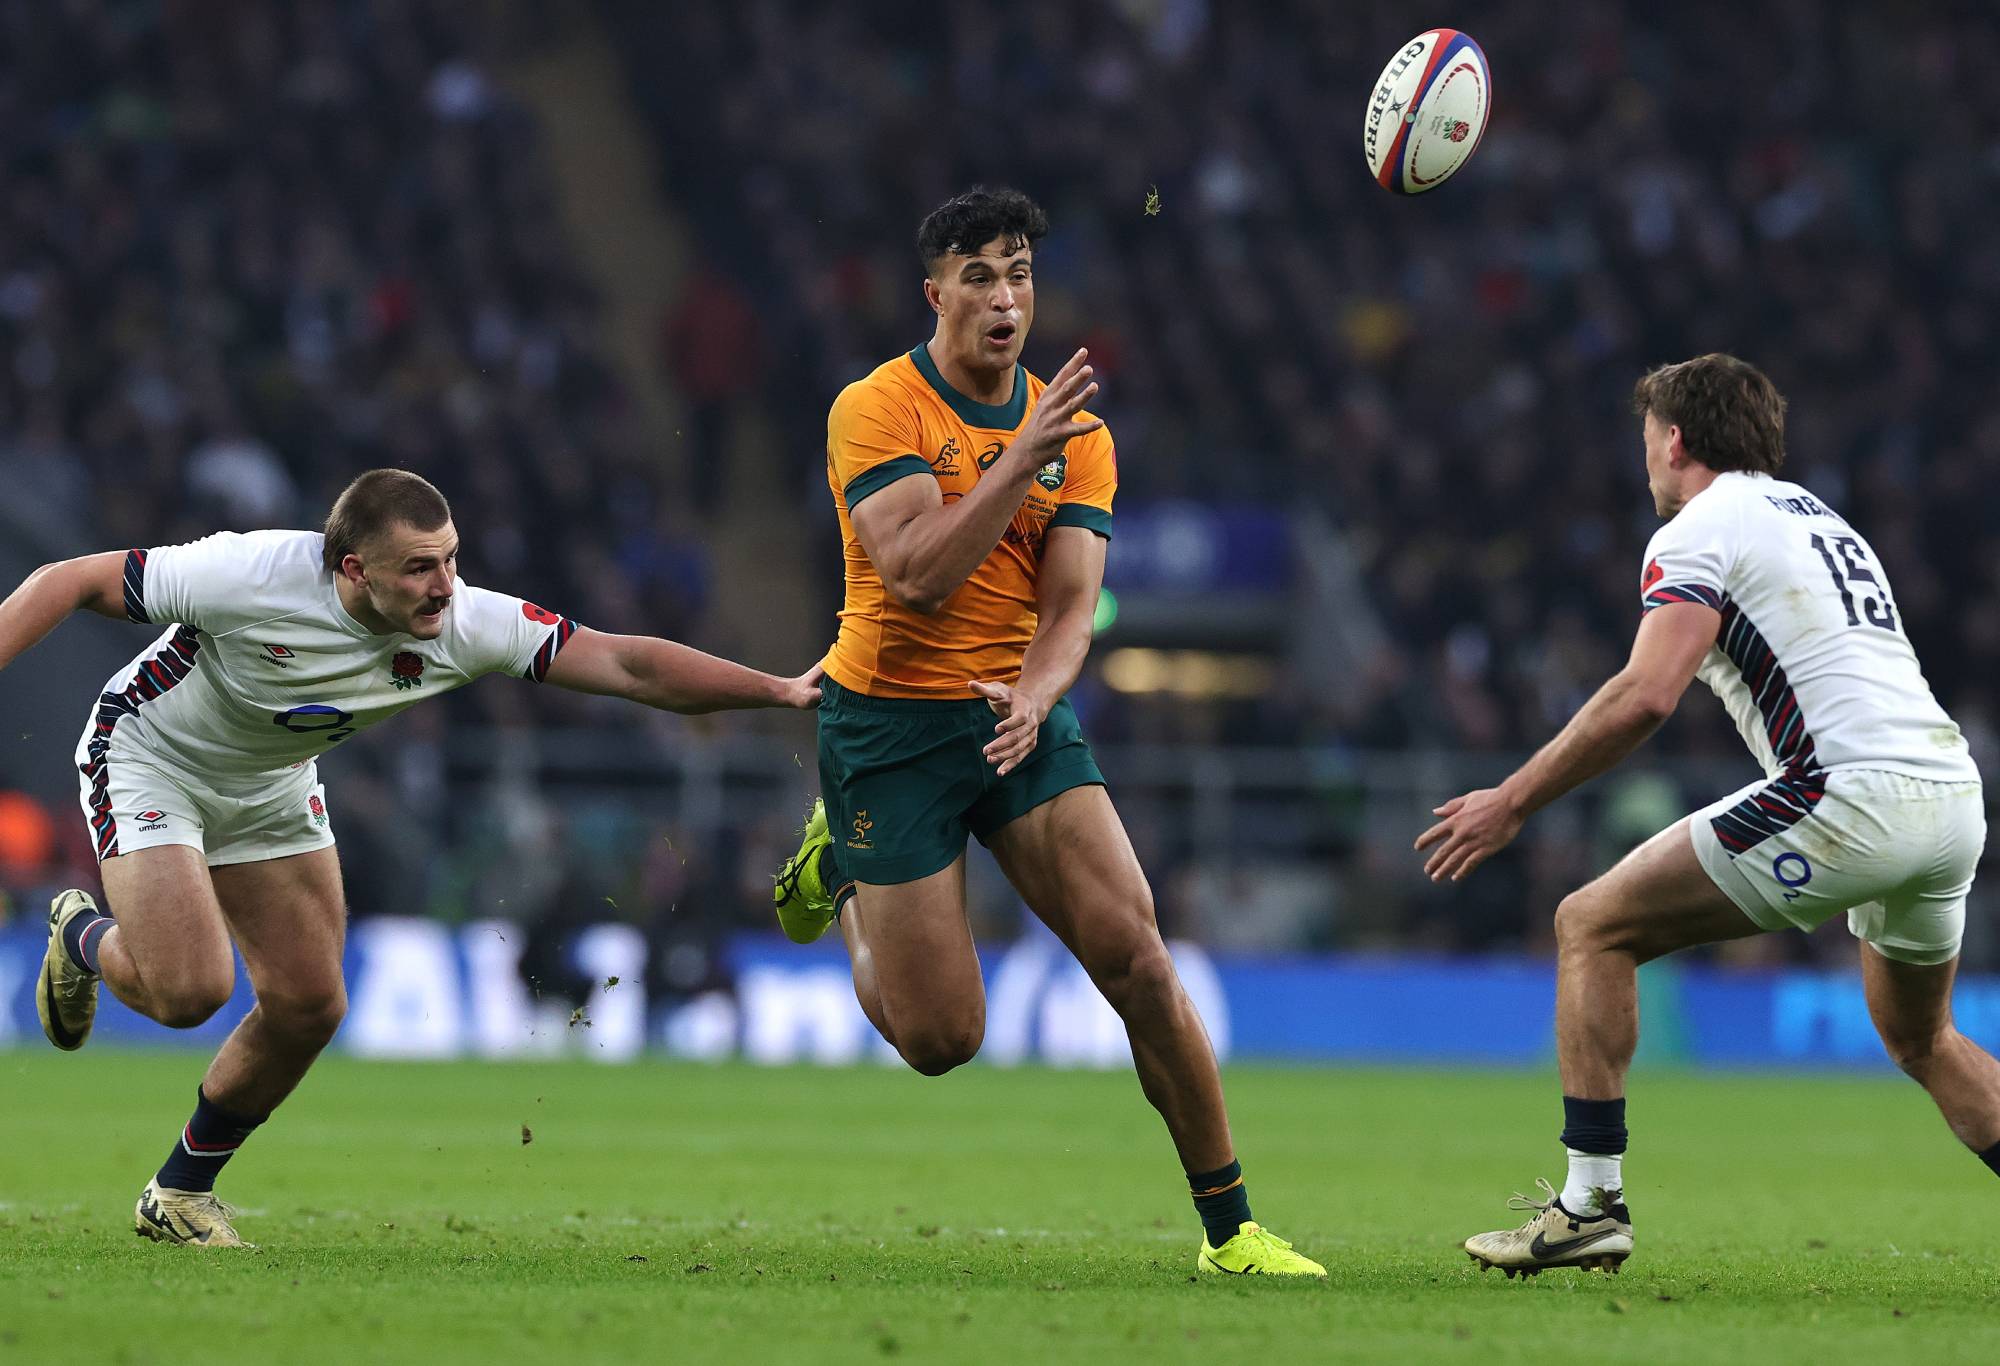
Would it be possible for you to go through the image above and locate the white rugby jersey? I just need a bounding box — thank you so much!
[1640,471,1976,787]
[74,529,578,785]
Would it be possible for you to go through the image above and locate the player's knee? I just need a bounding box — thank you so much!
[1554,889,1615,956]
[899,1021,983,1076]
[157,971,234,1029]
[1878,1022,1954,1078]
[263,983,349,1049]
[1090,935,1178,1015]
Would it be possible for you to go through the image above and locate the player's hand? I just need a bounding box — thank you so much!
[1414,787,1525,883]
[970,679,1046,776]
[1015,349,1105,464]
[780,663,824,709]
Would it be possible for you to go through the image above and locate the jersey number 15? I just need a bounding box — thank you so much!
[1810,533,1897,633]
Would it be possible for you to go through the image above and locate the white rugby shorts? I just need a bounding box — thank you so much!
[1690,768,1986,966]
[76,742,334,867]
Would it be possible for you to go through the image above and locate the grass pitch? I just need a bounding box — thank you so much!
[2,1050,1996,1364]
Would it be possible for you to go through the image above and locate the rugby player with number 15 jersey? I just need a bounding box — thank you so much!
[1416,355,1995,1276]
[6,469,821,1247]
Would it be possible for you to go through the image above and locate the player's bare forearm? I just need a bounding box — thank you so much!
[1496,673,1673,820]
[1017,525,1108,710]
[973,525,1107,775]
[1416,603,1712,882]
[545,629,820,713]
[1014,604,1094,713]
[0,554,127,673]
[892,456,1048,612]
[857,349,1104,615]
[1499,600,1718,818]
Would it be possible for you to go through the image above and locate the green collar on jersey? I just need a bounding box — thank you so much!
[908,343,1026,431]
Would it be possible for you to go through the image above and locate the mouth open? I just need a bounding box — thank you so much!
[985,321,1017,347]
[417,601,449,622]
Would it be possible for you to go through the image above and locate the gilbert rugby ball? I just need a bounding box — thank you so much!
[1362,29,1490,194]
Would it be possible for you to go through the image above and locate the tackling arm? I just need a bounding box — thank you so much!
[0,552,134,673]
[541,627,821,713]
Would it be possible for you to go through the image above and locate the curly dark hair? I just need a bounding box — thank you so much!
[916,186,1049,274]
[1632,354,1788,476]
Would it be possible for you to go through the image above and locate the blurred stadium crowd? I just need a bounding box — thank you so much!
[2,1,1997,976]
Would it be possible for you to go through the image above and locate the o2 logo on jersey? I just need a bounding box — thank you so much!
[522,602,561,625]
[273,704,356,747]
[1773,852,1812,903]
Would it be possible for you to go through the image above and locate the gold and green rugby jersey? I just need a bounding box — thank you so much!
[822,344,1116,699]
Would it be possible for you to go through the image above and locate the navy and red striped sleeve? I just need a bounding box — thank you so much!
[123,549,150,623]
[1641,582,1723,614]
[526,616,579,683]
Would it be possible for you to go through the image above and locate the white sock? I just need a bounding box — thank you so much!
[1560,1150,1623,1216]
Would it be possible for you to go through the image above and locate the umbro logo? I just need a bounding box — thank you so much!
[138,809,164,822]
[260,644,297,669]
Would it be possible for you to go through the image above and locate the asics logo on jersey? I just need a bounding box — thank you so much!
[977,441,1006,470]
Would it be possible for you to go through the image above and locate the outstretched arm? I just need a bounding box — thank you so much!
[0,552,131,672]
[1414,601,1722,882]
[542,627,822,714]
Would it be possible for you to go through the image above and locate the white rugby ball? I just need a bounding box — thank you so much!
[1362,29,1491,194]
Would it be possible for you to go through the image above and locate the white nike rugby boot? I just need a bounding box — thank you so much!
[135,1178,254,1249]
[1463,1178,1631,1277]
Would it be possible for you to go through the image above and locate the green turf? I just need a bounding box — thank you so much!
[1,1050,1996,1364]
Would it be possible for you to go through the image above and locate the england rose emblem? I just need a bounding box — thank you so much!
[389,651,425,690]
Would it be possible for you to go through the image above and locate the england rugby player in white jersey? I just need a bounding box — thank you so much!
[1415,355,1994,1277]
[5,469,821,1247]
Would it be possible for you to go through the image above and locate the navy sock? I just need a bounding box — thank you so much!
[817,845,856,919]
[61,906,115,976]
[815,842,838,888]
[1980,1139,2000,1178]
[1560,1095,1628,1155]
[155,1088,265,1194]
[1189,1159,1253,1246]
